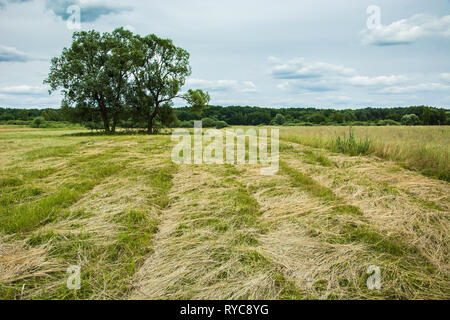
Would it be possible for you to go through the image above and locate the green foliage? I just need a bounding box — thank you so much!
[215,120,228,129]
[422,107,446,125]
[401,114,420,125]
[309,113,326,124]
[201,117,217,128]
[273,113,286,125]
[333,129,372,156]
[185,89,210,116]
[44,28,209,134]
[174,120,194,128]
[376,119,400,126]
[31,116,45,128]
[1,105,448,128]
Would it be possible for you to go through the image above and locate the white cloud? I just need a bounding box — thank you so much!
[361,14,450,46]
[268,56,355,79]
[43,0,131,23]
[380,82,450,94]
[346,75,409,86]
[241,81,257,93]
[270,57,409,93]
[1,1,449,108]
[0,84,45,94]
[440,73,450,83]
[185,78,257,93]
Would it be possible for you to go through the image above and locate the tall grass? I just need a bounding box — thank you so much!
[332,129,372,156]
[280,126,450,182]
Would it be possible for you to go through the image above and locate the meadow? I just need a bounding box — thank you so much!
[0,125,448,299]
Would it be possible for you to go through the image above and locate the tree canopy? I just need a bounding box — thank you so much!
[45,28,209,133]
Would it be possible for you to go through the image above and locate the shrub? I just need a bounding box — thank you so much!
[349,121,367,126]
[273,114,286,125]
[175,120,194,128]
[215,121,228,129]
[201,117,216,128]
[85,121,104,131]
[309,113,326,124]
[401,114,420,125]
[5,120,30,125]
[376,119,400,126]
[31,116,45,128]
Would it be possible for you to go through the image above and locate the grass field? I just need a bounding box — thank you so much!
[0,125,449,299]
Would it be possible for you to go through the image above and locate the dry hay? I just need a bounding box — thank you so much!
[0,235,63,285]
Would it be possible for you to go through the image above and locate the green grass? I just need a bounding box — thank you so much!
[332,129,372,156]
[303,149,334,166]
[23,145,79,160]
[280,126,449,181]
[0,126,448,300]
[280,161,337,201]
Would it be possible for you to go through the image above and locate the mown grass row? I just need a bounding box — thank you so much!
[148,164,305,299]
[0,132,179,299]
[279,160,445,298]
[0,150,125,234]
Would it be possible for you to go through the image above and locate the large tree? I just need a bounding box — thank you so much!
[45,29,208,133]
[129,34,209,133]
[45,30,114,131]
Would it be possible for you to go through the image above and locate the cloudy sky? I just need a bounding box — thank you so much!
[0,0,449,109]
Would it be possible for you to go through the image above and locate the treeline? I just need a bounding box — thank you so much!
[1,105,448,128]
[178,105,448,126]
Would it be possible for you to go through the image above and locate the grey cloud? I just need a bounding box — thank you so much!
[271,57,411,93]
[268,57,355,80]
[0,45,31,62]
[45,0,131,23]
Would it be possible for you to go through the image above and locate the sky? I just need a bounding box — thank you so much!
[0,0,449,109]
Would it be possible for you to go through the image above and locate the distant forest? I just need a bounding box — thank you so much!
[0,105,449,128]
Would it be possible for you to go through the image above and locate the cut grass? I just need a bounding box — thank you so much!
[0,126,448,300]
[280,161,337,201]
[303,149,334,167]
[23,145,79,160]
[0,161,124,234]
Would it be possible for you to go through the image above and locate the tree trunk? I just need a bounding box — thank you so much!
[98,96,110,132]
[101,112,110,132]
[111,113,118,133]
[147,114,154,134]
[147,102,160,134]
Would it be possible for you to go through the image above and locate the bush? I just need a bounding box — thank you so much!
[175,120,194,128]
[349,121,367,126]
[273,114,286,125]
[215,121,228,129]
[31,117,45,128]
[4,120,30,125]
[376,119,400,126]
[309,113,326,124]
[401,114,420,125]
[201,117,216,128]
[85,121,104,131]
